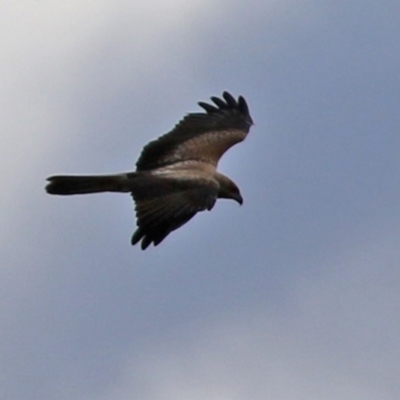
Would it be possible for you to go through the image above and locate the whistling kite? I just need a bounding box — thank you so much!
[46,92,253,249]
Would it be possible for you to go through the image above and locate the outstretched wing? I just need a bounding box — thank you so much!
[136,92,253,171]
[130,176,219,249]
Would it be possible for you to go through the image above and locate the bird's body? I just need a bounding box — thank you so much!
[46,92,253,249]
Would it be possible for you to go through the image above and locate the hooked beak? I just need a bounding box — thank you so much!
[235,193,243,206]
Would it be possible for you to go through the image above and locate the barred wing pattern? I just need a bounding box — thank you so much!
[136,92,253,170]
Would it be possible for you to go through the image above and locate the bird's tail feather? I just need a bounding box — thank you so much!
[45,173,136,195]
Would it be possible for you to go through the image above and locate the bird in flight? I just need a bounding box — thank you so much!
[46,91,253,249]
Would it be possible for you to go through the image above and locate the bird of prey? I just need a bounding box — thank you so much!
[46,91,253,249]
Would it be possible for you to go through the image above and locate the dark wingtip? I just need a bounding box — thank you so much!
[131,228,143,246]
[222,91,237,107]
[141,238,152,250]
[238,96,249,115]
[198,91,251,121]
[131,229,153,250]
[211,96,228,109]
[198,101,219,113]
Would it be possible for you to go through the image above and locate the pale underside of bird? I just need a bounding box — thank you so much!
[46,91,253,249]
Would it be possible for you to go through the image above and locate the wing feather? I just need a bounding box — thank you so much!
[210,96,229,109]
[136,92,253,170]
[131,177,218,249]
[197,102,219,113]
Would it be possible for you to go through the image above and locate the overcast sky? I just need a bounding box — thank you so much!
[1,1,400,399]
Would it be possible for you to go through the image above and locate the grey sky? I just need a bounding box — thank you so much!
[1,1,399,399]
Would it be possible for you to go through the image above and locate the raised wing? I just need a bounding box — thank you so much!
[136,92,253,171]
[130,176,219,249]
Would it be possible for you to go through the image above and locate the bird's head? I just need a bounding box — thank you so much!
[218,176,243,205]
